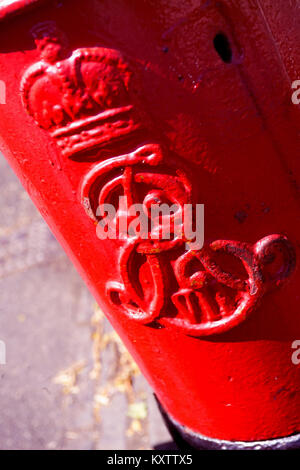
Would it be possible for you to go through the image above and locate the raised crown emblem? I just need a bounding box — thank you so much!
[21,22,143,158]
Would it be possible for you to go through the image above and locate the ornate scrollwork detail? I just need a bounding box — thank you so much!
[105,231,296,335]
[161,235,296,335]
[80,143,192,252]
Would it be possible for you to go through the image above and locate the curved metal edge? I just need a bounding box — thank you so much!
[156,397,300,450]
[0,0,50,21]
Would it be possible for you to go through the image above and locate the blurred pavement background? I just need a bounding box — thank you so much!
[0,153,174,450]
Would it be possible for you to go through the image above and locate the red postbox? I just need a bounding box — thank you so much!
[0,0,299,449]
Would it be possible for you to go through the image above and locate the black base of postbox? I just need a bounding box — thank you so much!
[156,396,300,450]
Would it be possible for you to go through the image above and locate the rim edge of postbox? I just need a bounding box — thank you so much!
[0,0,51,22]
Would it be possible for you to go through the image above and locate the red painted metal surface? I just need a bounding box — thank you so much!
[0,0,299,442]
[0,0,47,21]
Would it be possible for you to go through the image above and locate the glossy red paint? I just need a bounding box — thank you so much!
[0,0,47,21]
[0,0,299,442]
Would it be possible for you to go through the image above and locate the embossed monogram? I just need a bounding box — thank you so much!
[21,22,296,336]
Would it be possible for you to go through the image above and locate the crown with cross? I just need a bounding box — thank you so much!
[21,22,143,158]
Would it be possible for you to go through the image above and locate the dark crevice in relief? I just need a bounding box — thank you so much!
[213,33,233,63]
